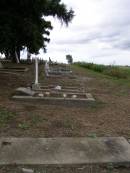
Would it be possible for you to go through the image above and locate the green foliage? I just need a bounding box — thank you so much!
[0,0,74,62]
[0,108,15,127]
[18,122,30,130]
[87,133,97,138]
[31,114,48,126]
[75,62,128,79]
[66,54,73,64]
[76,62,106,72]
[107,163,114,173]
[104,67,127,79]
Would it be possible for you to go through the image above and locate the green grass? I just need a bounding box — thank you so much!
[72,63,130,97]
[18,122,30,130]
[74,62,129,79]
[0,108,16,127]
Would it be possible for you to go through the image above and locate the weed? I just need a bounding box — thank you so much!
[31,114,48,126]
[18,122,30,130]
[107,163,114,173]
[87,133,97,138]
[0,108,15,127]
[53,119,74,130]
[63,119,74,129]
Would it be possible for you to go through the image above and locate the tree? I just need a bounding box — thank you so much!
[66,54,73,64]
[0,62,3,69]
[0,0,74,63]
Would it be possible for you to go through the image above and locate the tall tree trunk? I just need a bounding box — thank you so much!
[11,50,16,63]
[5,50,10,59]
[16,47,20,61]
[15,50,20,64]
[0,62,3,69]
[27,49,31,63]
[10,47,20,63]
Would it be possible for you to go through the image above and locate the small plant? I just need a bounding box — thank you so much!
[53,118,74,129]
[107,163,114,173]
[63,119,74,130]
[0,108,15,127]
[31,114,48,126]
[87,133,97,138]
[18,122,30,130]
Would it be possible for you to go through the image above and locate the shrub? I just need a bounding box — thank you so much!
[75,62,128,79]
[92,64,106,72]
[104,67,127,79]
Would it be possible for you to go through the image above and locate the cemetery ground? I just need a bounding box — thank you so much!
[0,63,130,172]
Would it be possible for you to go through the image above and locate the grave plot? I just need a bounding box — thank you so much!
[0,67,28,73]
[0,62,28,73]
[49,67,72,75]
[32,84,86,93]
[45,61,72,77]
[0,137,130,165]
[12,58,95,106]
[12,86,95,106]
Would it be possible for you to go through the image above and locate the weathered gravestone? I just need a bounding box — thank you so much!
[0,137,130,165]
[32,57,40,90]
[44,61,50,77]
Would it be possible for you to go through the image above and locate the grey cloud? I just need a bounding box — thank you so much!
[113,40,130,50]
[55,30,121,45]
[44,0,130,65]
[53,0,130,51]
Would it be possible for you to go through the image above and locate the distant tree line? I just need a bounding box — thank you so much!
[0,0,74,63]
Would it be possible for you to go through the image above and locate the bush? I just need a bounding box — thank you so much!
[92,64,106,72]
[75,62,128,79]
[104,67,127,79]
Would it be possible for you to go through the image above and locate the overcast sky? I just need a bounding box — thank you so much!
[39,0,130,65]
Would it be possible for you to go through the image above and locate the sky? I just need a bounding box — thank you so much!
[32,0,130,65]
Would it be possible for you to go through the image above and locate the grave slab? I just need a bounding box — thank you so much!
[16,87,36,96]
[12,94,95,107]
[0,137,130,165]
[0,67,28,72]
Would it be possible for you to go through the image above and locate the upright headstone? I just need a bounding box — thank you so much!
[49,57,52,64]
[35,57,39,85]
[45,61,50,76]
[32,57,40,90]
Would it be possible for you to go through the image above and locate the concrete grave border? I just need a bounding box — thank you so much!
[0,137,130,165]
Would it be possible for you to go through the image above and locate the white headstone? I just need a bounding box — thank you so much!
[55,85,62,90]
[16,87,35,96]
[45,61,50,76]
[35,57,39,84]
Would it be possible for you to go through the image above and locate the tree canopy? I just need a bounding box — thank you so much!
[66,54,73,64]
[0,0,74,62]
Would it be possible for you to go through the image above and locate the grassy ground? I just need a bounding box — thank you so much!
[75,62,130,80]
[0,63,130,172]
